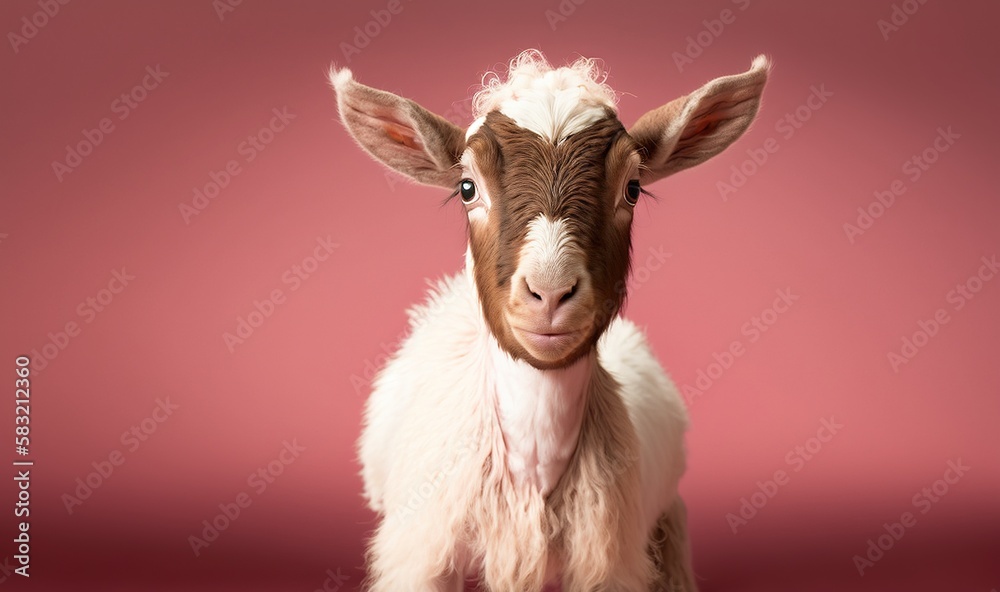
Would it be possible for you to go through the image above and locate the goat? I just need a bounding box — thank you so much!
[329,50,769,591]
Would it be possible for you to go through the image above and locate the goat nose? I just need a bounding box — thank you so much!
[521,277,579,315]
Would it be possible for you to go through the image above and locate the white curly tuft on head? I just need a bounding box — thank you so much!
[468,49,619,144]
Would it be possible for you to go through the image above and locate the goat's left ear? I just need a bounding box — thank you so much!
[329,68,465,189]
[629,55,770,185]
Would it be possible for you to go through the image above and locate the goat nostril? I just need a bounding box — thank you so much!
[559,283,578,303]
[525,279,543,301]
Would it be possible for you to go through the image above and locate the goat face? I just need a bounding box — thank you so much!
[459,109,639,369]
[331,51,769,369]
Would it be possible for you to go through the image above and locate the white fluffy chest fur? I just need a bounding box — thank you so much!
[357,269,690,589]
[490,339,590,496]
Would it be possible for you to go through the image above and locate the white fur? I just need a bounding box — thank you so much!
[358,269,689,588]
[465,116,486,139]
[327,66,353,92]
[490,338,589,496]
[597,317,689,530]
[472,50,617,144]
[515,215,579,293]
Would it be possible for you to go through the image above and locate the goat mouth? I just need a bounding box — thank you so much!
[511,327,584,358]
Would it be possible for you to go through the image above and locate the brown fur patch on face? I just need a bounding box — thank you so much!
[466,110,640,368]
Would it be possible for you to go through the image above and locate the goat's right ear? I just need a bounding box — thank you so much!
[329,68,465,189]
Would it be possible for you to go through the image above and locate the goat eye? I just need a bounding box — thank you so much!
[459,179,478,204]
[625,179,641,206]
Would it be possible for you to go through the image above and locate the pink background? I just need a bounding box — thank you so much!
[2,0,998,590]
